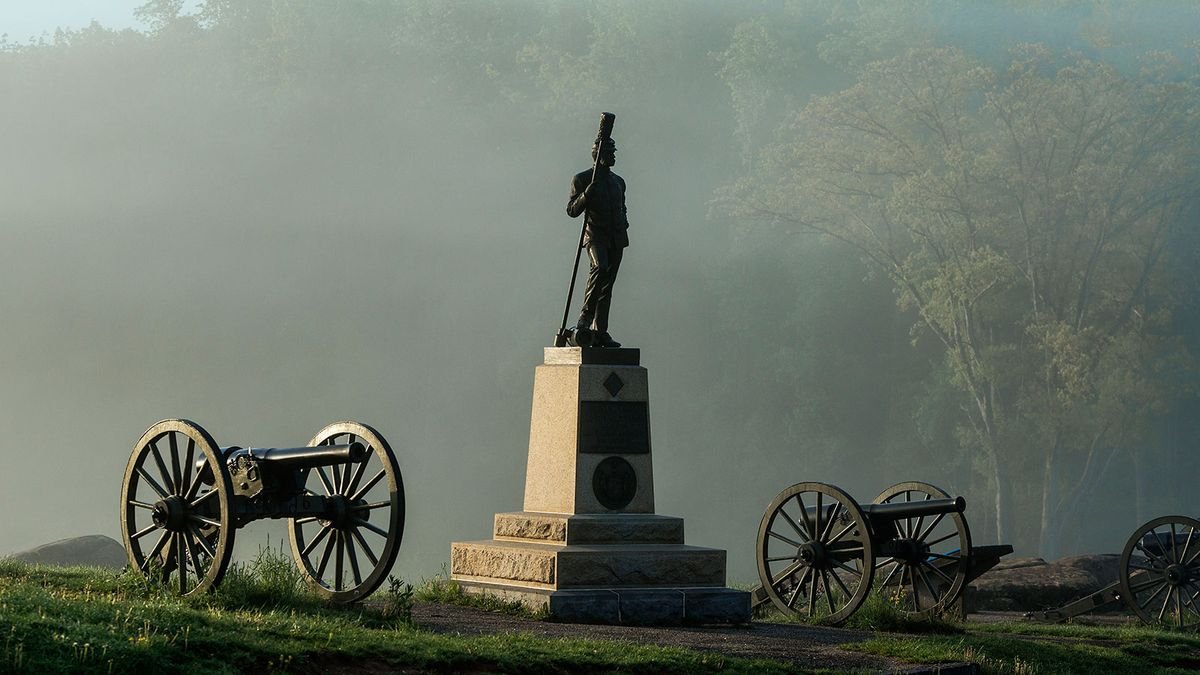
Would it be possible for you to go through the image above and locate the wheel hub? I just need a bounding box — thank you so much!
[320,495,367,530]
[1166,564,1189,586]
[151,496,187,532]
[799,541,829,568]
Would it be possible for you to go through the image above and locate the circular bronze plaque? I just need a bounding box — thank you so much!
[592,456,637,510]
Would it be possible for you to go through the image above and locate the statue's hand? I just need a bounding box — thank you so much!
[582,182,597,202]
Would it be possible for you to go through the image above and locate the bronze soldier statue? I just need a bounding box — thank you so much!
[566,135,628,348]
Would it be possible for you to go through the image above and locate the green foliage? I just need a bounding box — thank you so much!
[380,575,415,623]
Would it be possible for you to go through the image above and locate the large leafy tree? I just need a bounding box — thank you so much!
[725,46,1200,551]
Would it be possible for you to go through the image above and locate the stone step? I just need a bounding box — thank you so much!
[450,539,727,589]
[455,580,751,625]
[493,512,684,545]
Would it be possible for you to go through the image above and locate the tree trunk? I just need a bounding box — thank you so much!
[1038,442,1058,559]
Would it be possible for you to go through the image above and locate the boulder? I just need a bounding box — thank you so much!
[8,535,128,569]
[968,554,1120,611]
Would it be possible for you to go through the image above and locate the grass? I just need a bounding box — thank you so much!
[747,582,1200,673]
[0,555,791,674]
[412,564,547,619]
[833,608,1200,673]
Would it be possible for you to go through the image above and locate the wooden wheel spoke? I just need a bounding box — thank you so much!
[924,531,960,548]
[183,530,204,588]
[188,514,221,528]
[149,441,175,495]
[334,532,345,591]
[827,520,858,547]
[922,560,956,585]
[350,528,379,567]
[181,438,195,501]
[136,466,170,500]
[345,533,362,586]
[1137,540,1173,569]
[140,531,171,572]
[916,513,947,543]
[184,462,208,501]
[783,566,812,609]
[354,517,388,538]
[1128,575,1163,593]
[819,503,842,543]
[879,560,902,588]
[1180,527,1198,567]
[345,457,371,498]
[189,525,216,558]
[915,564,939,605]
[828,567,854,598]
[175,533,188,593]
[807,566,818,615]
[821,569,837,614]
[1157,583,1174,622]
[777,507,811,544]
[301,525,334,558]
[168,434,183,496]
[833,560,863,578]
[768,530,804,549]
[190,489,219,509]
[130,523,160,541]
[1139,580,1171,610]
[316,467,336,496]
[1171,524,1180,562]
[351,501,392,512]
[352,470,386,501]
[813,493,824,543]
[315,530,337,580]
[792,494,816,541]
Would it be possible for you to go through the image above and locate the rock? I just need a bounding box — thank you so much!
[968,553,1119,612]
[8,535,128,569]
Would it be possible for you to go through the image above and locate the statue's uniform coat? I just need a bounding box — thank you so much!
[567,165,628,335]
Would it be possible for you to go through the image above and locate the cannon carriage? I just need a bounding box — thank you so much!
[751,481,1011,625]
[119,419,404,602]
[1028,515,1200,630]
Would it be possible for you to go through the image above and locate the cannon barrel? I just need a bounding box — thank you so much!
[861,496,965,521]
[248,442,368,468]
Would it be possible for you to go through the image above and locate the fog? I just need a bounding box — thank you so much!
[1,1,1198,585]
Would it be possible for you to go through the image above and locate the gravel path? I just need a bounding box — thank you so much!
[412,602,972,673]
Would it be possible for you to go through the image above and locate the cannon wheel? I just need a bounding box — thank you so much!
[120,419,235,596]
[288,421,405,603]
[872,481,971,617]
[1119,515,1200,630]
[756,482,875,625]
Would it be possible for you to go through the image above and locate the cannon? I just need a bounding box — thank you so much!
[1027,515,1200,630]
[751,481,1011,624]
[119,419,404,602]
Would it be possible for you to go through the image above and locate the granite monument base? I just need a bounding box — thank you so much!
[450,347,749,624]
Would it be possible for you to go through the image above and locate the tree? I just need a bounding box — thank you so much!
[724,46,1200,552]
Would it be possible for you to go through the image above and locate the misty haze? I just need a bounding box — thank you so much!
[1,0,1198,589]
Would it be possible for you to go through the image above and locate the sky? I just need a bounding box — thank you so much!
[0,0,145,41]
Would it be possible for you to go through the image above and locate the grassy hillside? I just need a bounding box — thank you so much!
[0,553,789,674]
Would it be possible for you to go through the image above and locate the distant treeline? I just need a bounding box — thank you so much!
[2,0,1198,561]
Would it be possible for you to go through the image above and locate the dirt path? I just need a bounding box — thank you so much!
[412,602,974,673]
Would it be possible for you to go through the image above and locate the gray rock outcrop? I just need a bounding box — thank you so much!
[969,554,1120,611]
[8,535,128,569]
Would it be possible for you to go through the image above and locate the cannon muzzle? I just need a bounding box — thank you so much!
[861,496,966,521]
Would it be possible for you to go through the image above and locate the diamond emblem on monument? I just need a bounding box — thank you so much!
[603,372,624,397]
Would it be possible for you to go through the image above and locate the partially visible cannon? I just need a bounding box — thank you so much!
[1027,515,1200,630]
[751,481,1011,625]
[119,419,404,602]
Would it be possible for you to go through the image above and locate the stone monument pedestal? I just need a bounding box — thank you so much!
[449,347,749,624]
